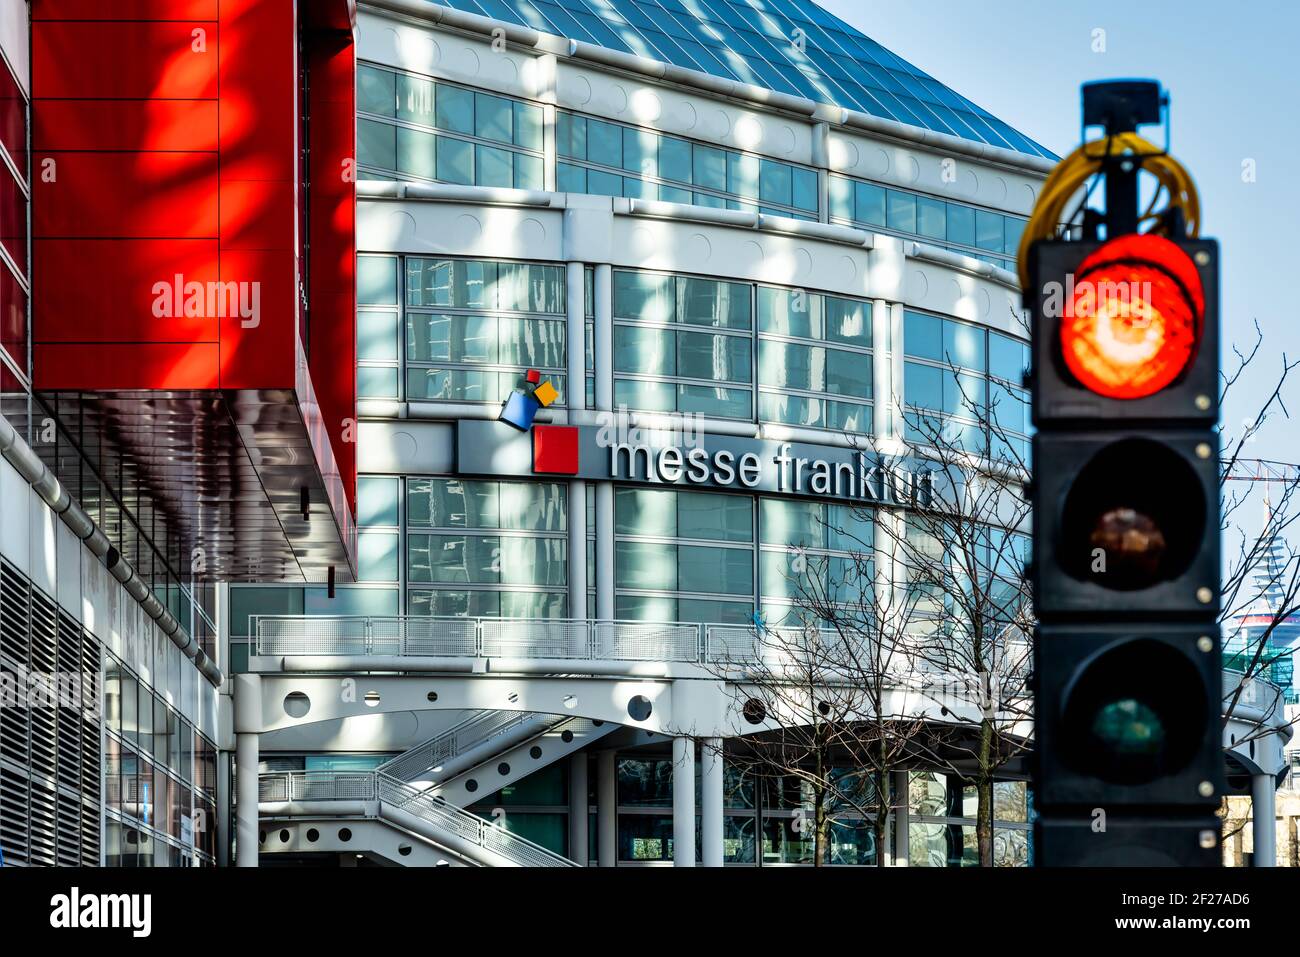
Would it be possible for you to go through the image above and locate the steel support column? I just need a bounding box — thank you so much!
[1254,772,1277,867]
[700,737,724,867]
[233,673,261,868]
[673,736,696,866]
[597,749,617,867]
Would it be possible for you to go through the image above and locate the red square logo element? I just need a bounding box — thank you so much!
[533,425,579,474]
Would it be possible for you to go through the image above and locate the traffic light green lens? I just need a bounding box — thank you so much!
[1089,698,1165,758]
[1061,638,1207,786]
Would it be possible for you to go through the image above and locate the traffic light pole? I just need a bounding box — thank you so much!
[1082,80,1165,238]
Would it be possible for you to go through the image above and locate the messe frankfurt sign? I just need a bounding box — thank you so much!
[457,420,938,510]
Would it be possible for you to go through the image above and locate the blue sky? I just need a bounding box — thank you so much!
[823,0,1300,476]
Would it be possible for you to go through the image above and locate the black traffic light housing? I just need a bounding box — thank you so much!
[1033,624,1224,807]
[1030,80,1224,868]
[1030,431,1219,615]
[1035,816,1221,867]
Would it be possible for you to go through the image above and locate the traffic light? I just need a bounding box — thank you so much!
[1026,81,1224,866]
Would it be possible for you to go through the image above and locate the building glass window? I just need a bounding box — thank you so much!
[829,173,1027,270]
[613,269,753,420]
[406,477,568,618]
[902,310,1029,462]
[757,286,872,432]
[614,487,754,624]
[758,499,874,624]
[354,255,568,405]
[558,110,818,219]
[907,771,1031,867]
[103,650,217,867]
[357,62,544,190]
[611,270,873,432]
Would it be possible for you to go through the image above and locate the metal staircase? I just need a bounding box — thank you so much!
[429,717,614,806]
[377,710,616,807]
[255,708,613,866]
[378,710,554,785]
[258,770,576,867]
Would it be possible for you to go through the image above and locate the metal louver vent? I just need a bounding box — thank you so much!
[0,765,29,864]
[28,590,58,782]
[0,559,104,867]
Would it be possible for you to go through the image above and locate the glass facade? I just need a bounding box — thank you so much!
[829,174,1027,270]
[460,751,1029,866]
[358,63,544,189]
[611,488,878,626]
[358,254,569,405]
[103,652,219,866]
[902,310,1030,462]
[613,269,873,430]
[908,771,1030,867]
[222,9,1043,870]
[558,111,818,219]
[407,477,569,617]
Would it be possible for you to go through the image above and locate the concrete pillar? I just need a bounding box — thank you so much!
[567,479,587,620]
[700,737,724,867]
[592,262,615,623]
[232,673,261,867]
[871,298,892,441]
[568,752,589,865]
[593,263,613,410]
[597,749,617,867]
[672,736,696,867]
[565,260,587,411]
[216,750,231,866]
[891,770,910,866]
[1253,772,1276,867]
[889,301,906,440]
[595,483,614,620]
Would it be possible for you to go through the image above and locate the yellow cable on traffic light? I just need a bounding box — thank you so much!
[1016,133,1201,289]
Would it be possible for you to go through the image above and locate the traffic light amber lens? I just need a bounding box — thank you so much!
[1060,438,1205,591]
[1062,234,1205,399]
[1088,507,1167,582]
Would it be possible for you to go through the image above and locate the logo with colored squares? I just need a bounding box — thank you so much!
[498,369,579,475]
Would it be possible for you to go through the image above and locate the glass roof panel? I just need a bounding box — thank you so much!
[423,0,1054,157]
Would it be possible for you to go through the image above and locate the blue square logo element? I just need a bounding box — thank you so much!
[499,391,541,431]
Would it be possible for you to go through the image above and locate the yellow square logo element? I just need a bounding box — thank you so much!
[533,380,559,407]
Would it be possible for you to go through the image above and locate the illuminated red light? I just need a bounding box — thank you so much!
[1062,233,1204,399]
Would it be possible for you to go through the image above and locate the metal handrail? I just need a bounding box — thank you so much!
[254,614,708,660]
[254,614,1029,674]
[258,770,576,867]
[378,710,542,782]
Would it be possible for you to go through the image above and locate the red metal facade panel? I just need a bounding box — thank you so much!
[33,1,219,19]
[217,249,296,389]
[33,99,219,152]
[31,0,303,391]
[34,342,221,390]
[30,0,359,574]
[307,32,358,510]
[34,238,220,342]
[33,21,218,99]
[33,151,220,238]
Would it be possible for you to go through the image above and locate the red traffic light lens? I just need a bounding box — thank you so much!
[1062,233,1205,399]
